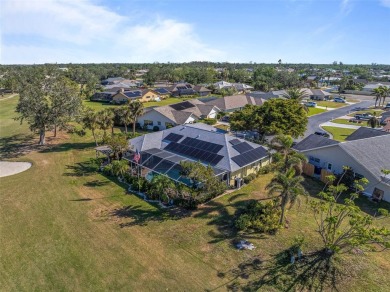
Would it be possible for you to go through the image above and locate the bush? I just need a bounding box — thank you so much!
[243,173,256,184]
[152,125,160,132]
[102,164,113,176]
[258,164,274,175]
[235,200,281,234]
[202,118,217,125]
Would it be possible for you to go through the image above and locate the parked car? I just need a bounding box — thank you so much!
[305,101,317,107]
[333,97,346,103]
[353,106,367,111]
[314,131,330,138]
[349,118,363,124]
[354,113,373,120]
[385,103,390,109]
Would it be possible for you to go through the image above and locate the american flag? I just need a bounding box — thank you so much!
[133,149,141,163]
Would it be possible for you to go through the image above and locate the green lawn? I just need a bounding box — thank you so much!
[322,126,357,141]
[330,118,365,125]
[307,107,326,116]
[316,101,347,109]
[1,97,390,291]
[348,109,384,117]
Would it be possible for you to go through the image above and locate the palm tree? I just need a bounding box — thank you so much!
[282,88,309,112]
[128,100,144,135]
[115,106,132,134]
[269,134,308,173]
[148,175,175,203]
[98,108,115,136]
[367,112,380,128]
[81,108,100,146]
[372,87,383,108]
[380,86,390,107]
[266,168,307,225]
[111,160,129,178]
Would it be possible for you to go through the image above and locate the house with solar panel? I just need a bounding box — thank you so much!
[167,83,212,97]
[137,99,220,130]
[112,88,160,104]
[124,123,270,188]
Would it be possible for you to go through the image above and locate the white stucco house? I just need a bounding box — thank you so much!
[293,134,390,202]
[137,99,220,130]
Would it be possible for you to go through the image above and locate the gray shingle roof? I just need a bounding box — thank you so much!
[205,95,264,111]
[293,134,339,151]
[340,135,390,180]
[345,127,390,141]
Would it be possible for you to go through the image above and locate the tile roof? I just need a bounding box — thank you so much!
[129,124,268,172]
[293,134,339,151]
[345,127,390,141]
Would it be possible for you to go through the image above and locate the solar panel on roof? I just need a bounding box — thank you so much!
[169,101,195,111]
[164,142,223,165]
[181,137,223,154]
[231,146,268,167]
[233,142,254,153]
[164,133,183,143]
[229,139,241,145]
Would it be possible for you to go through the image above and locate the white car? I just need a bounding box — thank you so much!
[305,101,317,107]
[333,97,346,103]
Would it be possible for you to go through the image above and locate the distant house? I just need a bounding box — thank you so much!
[101,77,126,85]
[90,91,116,102]
[153,87,171,98]
[168,83,197,96]
[112,89,159,104]
[125,123,270,188]
[193,85,212,96]
[362,83,390,93]
[383,118,390,132]
[308,89,332,101]
[213,81,253,93]
[293,134,390,202]
[205,95,266,112]
[137,99,220,130]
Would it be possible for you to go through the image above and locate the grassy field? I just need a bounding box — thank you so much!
[83,97,193,111]
[348,109,384,117]
[1,97,390,291]
[308,107,326,116]
[322,126,357,141]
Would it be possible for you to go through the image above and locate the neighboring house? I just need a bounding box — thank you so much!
[153,87,171,98]
[125,123,270,188]
[383,117,390,132]
[205,94,266,112]
[101,77,125,85]
[112,89,159,104]
[293,134,390,202]
[362,82,390,93]
[90,91,116,102]
[214,81,233,90]
[167,83,197,96]
[193,85,212,96]
[345,127,390,141]
[213,81,253,93]
[308,89,332,100]
[232,83,254,92]
[380,111,390,125]
[137,99,220,130]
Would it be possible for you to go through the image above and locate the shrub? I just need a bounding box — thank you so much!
[243,173,256,184]
[202,118,217,125]
[152,125,160,132]
[258,164,274,175]
[235,200,281,234]
[102,164,113,176]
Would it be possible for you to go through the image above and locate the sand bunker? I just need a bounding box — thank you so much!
[0,161,32,178]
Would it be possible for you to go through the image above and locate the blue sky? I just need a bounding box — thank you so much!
[1,0,389,64]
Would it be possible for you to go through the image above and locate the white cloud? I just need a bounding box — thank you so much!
[380,0,390,7]
[0,0,225,63]
[340,0,353,14]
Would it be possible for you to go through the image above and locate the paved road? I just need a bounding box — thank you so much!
[299,100,375,141]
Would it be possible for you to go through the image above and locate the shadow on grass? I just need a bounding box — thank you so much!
[83,180,110,187]
[40,142,97,153]
[195,197,268,245]
[302,175,390,217]
[0,133,37,159]
[64,160,99,177]
[217,249,344,292]
[111,204,182,227]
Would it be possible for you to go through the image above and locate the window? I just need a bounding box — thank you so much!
[144,120,153,126]
[327,163,332,171]
[309,156,320,163]
[157,121,161,126]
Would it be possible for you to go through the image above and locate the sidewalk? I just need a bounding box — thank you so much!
[320,122,361,129]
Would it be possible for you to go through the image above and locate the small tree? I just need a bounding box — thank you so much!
[103,133,129,160]
[310,171,390,255]
[81,107,100,146]
[111,160,129,178]
[97,108,115,137]
[148,175,175,203]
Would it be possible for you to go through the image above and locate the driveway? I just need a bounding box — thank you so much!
[299,100,375,141]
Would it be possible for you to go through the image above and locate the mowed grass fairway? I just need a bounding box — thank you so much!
[1,97,390,291]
